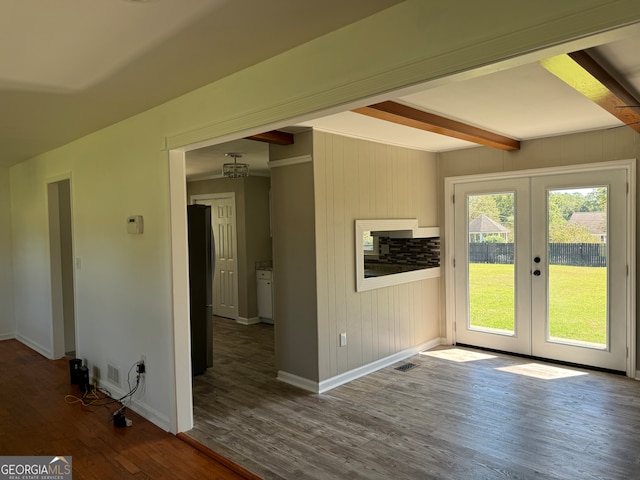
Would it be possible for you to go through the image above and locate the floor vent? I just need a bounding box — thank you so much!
[107,362,120,386]
[395,362,418,372]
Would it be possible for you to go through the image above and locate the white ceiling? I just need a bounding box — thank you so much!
[0,0,402,167]
[187,28,640,181]
[3,2,640,175]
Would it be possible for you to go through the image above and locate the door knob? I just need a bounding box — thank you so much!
[533,269,541,276]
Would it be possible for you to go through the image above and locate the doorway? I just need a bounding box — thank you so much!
[450,164,633,373]
[47,177,76,359]
[191,194,239,321]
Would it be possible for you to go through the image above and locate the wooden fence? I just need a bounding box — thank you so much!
[469,243,606,267]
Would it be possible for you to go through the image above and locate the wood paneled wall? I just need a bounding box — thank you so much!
[313,131,440,381]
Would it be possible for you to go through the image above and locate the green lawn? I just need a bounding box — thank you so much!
[469,263,607,345]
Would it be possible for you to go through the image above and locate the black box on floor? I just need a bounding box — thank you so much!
[78,365,89,391]
[69,358,82,384]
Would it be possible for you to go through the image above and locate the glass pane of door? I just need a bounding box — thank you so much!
[531,169,626,372]
[546,187,608,348]
[467,192,515,334]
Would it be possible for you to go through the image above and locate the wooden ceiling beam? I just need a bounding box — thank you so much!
[246,130,294,145]
[352,101,520,151]
[540,50,640,134]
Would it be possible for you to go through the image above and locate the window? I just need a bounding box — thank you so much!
[363,231,378,256]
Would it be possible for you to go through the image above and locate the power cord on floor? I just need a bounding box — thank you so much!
[65,360,145,427]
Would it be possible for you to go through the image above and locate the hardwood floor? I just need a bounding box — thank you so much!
[191,317,640,479]
[0,339,249,480]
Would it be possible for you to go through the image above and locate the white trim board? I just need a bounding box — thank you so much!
[0,333,16,341]
[278,337,442,394]
[16,334,53,360]
[100,379,172,432]
[269,155,312,169]
[236,316,261,325]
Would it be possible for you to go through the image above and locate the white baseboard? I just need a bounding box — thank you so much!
[635,370,640,380]
[0,332,16,341]
[99,379,172,432]
[16,334,52,359]
[278,336,443,394]
[236,316,261,325]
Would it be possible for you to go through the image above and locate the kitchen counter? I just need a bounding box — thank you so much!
[364,264,426,278]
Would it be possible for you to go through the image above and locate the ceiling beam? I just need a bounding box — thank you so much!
[246,130,294,145]
[352,101,520,151]
[540,50,640,134]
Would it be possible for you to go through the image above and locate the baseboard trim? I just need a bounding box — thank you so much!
[318,337,442,393]
[100,379,172,432]
[16,334,52,359]
[278,337,443,394]
[236,316,261,326]
[0,333,16,341]
[635,370,640,380]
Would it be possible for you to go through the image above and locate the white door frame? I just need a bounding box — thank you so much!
[190,192,239,321]
[444,159,636,377]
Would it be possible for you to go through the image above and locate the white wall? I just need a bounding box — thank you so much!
[0,166,15,338]
[8,0,640,432]
[314,132,440,381]
[10,119,176,427]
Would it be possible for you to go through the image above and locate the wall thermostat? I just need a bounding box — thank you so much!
[126,215,144,234]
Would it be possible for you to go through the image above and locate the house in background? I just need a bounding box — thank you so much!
[1,0,640,436]
[468,215,510,243]
[569,212,608,242]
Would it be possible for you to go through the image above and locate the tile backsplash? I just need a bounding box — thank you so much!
[365,237,440,268]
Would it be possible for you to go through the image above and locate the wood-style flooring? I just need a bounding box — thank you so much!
[191,317,640,480]
[0,339,249,480]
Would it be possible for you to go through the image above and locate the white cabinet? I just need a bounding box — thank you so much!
[257,270,273,323]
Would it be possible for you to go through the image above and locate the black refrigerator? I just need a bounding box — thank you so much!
[187,204,214,376]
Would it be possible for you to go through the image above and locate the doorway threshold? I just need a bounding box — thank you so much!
[455,343,626,376]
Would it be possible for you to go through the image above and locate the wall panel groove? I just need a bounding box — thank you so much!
[314,131,440,380]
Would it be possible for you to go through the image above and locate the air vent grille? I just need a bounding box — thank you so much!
[395,362,418,372]
[107,362,120,386]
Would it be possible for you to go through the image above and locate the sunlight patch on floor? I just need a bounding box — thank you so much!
[496,362,588,380]
[420,348,497,362]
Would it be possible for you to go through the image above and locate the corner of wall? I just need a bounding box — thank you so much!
[0,166,16,338]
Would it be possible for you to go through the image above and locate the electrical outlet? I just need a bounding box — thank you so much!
[137,355,146,374]
[339,332,347,347]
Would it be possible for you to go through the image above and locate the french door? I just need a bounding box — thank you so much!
[453,168,628,372]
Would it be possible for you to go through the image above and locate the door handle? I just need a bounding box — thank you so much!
[533,269,541,276]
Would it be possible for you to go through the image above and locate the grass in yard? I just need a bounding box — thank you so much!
[469,263,607,345]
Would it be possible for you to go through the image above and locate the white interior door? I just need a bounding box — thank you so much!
[194,195,238,320]
[453,167,629,372]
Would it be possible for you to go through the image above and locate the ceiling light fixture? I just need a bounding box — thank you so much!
[222,153,249,178]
